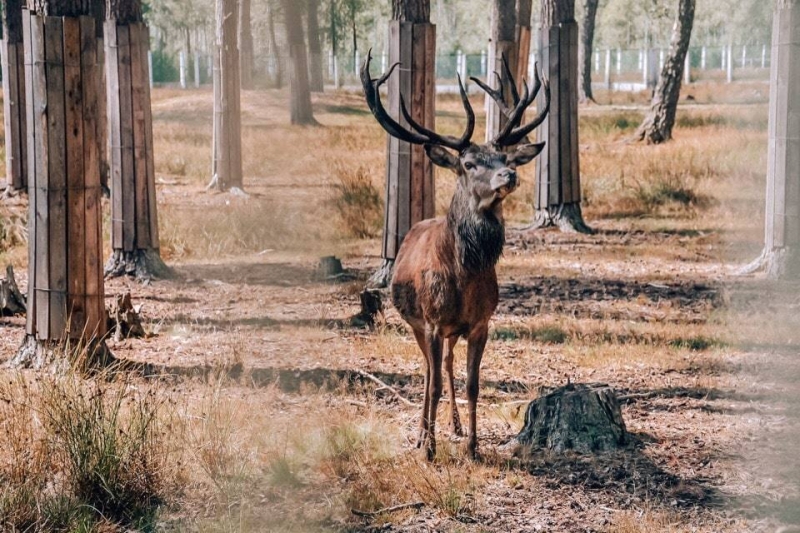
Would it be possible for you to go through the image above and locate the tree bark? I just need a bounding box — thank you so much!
[578,0,599,103]
[740,0,800,278]
[238,0,254,90]
[635,0,695,144]
[370,0,434,288]
[530,0,591,234]
[2,0,28,194]
[266,1,283,88]
[105,0,170,279]
[210,0,244,190]
[283,0,317,125]
[485,0,517,143]
[92,0,108,195]
[17,1,111,368]
[306,0,324,92]
[515,0,533,87]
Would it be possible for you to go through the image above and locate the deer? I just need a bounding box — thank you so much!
[361,51,550,461]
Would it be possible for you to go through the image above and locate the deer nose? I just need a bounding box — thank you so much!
[491,169,517,192]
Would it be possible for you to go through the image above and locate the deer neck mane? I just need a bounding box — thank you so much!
[445,185,505,274]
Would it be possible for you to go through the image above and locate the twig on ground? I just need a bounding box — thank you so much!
[355,369,417,407]
[351,501,425,517]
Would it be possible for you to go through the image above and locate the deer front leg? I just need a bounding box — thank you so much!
[445,336,463,437]
[412,328,430,449]
[423,325,444,461]
[466,326,488,460]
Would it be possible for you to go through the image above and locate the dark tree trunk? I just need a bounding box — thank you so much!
[530,0,591,233]
[741,0,800,278]
[104,0,171,280]
[16,0,112,368]
[238,0,254,89]
[2,0,28,194]
[370,0,434,288]
[283,0,317,125]
[92,0,108,194]
[485,0,517,142]
[210,0,244,190]
[306,0,324,92]
[635,0,695,144]
[267,1,283,88]
[578,0,599,103]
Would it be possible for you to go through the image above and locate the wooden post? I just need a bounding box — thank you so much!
[370,0,435,287]
[2,0,28,194]
[104,8,170,280]
[179,50,187,88]
[14,9,110,368]
[532,0,590,233]
[726,44,734,83]
[604,48,611,89]
[210,0,244,191]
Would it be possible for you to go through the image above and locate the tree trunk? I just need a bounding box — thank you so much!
[210,0,244,191]
[635,0,695,144]
[306,0,324,92]
[578,0,599,103]
[741,0,800,278]
[370,0,435,288]
[104,0,170,280]
[238,0,254,90]
[267,1,283,88]
[516,384,628,454]
[92,1,109,195]
[515,0,533,88]
[283,0,317,125]
[15,2,111,368]
[485,0,516,143]
[530,0,591,233]
[2,0,28,194]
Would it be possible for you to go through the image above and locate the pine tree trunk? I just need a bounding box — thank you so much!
[15,2,111,368]
[530,0,591,234]
[370,0,434,288]
[485,0,516,143]
[307,0,324,92]
[2,0,28,194]
[92,1,109,195]
[741,0,800,278]
[104,0,170,280]
[635,0,695,144]
[283,0,317,125]
[238,0,254,90]
[267,1,283,88]
[578,0,599,103]
[210,0,244,190]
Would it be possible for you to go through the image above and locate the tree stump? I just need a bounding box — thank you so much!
[106,292,146,342]
[0,265,26,316]
[517,383,627,454]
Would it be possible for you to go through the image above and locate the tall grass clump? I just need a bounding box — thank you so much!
[330,163,383,239]
[0,371,179,531]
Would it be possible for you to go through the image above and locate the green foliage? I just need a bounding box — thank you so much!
[151,46,179,84]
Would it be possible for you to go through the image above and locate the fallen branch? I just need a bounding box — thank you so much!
[354,369,417,407]
[351,501,424,518]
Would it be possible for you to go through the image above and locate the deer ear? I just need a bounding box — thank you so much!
[425,145,460,171]
[508,142,546,168]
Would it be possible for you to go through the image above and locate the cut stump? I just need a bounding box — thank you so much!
[0,265,26,316]
[517,383,628,454]
[107,292,147,342]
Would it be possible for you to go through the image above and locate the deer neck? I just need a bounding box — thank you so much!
[445,185,506,274]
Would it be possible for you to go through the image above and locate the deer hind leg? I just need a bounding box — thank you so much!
[466,326,488,460]
[445,336,463,437]
[412,328,430,449]
[423,325,444,461]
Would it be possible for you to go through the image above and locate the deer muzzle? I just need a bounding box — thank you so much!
[491,169,518,199]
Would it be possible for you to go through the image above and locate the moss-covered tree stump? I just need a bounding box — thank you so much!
[517,383,628,453]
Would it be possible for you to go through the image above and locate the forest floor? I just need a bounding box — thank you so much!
[1,82,800,532]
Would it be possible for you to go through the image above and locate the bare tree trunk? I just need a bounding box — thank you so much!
[578,0,599,103]
[283,0,317,125]
[92,0,109,195]
[370,0,435,287]
[740,0,800,278]
[210,0,244,191]
[104,0,171,280]
[14,0,112,369]
[635,0,695,144]
[530,0,591,233]
[267,1,283,88]
[2,0,28,195]
[306,0,324,92]
[238,0,254,89]
[485,0,516,143]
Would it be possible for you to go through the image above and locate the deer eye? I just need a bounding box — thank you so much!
[463,162,476,171]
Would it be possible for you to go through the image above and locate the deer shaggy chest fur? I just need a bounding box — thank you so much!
[361,51,550,460]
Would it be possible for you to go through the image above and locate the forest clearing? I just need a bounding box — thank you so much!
[0,81,797,532]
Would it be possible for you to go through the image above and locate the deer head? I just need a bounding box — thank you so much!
[361,51,550,216]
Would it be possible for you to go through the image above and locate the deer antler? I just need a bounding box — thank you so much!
[360,49,475,152]
[472,55,551,148]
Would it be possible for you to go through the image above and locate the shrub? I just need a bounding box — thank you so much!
[330,164,384,239]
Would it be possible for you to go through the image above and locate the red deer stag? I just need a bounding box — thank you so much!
[361,52,550,460]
